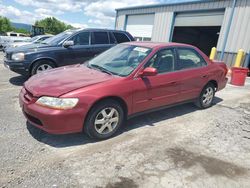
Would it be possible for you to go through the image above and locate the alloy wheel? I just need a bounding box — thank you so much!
[94,107,119,135]
[202,87,214,105]
[36,64,53,73]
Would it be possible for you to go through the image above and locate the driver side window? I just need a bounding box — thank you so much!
[146,49,175,74]
[70,32,90,45]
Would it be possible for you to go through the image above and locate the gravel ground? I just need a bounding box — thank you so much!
[0,52,250,188]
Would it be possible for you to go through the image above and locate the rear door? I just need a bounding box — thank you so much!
[89,31,113,57]
[175,47,210,101]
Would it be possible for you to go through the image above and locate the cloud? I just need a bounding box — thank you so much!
[84,0,159,27]
[4,0,162,28]
[0,4,43,23]
[14,0,87,12]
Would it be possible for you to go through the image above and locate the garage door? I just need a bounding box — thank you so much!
[126,14,154,41]
[175,11,224,27]
[172,11,224,55]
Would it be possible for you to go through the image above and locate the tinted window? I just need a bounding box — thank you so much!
[113,32,130,43]
[71,32,89,45]
[91,32,109,44]
[109,32,116,44]
[146,49,175,74]
[177,48,207,70]
[10,33,17,36]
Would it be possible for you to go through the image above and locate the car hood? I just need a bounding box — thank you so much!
[24,64,115,97]
[6,43,56,53]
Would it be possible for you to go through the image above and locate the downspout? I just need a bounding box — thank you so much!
[114,10,118,29]
[168,12,176,42]
[220,0,237,60]
[123,15,128,31]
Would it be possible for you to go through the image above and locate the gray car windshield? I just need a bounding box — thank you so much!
[88,44,151,77]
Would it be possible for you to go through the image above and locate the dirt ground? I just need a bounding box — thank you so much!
[0,52,250,188]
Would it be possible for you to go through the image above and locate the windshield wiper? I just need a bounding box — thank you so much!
[89,64,114,75]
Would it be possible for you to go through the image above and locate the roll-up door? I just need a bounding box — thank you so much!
[126,14,154,41]
[172,11,224,55]
[175,11,224,27]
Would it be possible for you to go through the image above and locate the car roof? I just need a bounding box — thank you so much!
[73,28,129,33]
[123,41,195,49]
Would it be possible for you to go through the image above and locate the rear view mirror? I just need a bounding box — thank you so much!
[140,67,158,77]
[63,40,74,48]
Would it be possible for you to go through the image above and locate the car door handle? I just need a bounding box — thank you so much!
[202,75,208,78]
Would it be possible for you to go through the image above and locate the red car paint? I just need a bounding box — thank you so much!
[20,42,228,134]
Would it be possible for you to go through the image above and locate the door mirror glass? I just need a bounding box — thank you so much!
[63,40,74,48]
[140,67,158,77]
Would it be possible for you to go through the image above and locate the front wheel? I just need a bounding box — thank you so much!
[195,83,215,109]
[31,60,55,75]
[84,100,124,140]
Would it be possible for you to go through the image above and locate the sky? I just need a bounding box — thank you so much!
[0,0,198,29]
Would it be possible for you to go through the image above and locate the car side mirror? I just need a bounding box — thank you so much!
[139,67,158,77]
[63,40,74,48]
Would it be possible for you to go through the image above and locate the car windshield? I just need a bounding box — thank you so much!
[27,36,40,42]
[42,30,75,45]
[87,44,152,77]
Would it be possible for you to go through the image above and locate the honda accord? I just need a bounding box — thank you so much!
[19,42,228,139]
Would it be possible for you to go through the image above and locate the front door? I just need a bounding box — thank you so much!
[69,31,93,64]
[132,48,181,113]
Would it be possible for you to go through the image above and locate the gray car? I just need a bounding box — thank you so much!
[4,35,53,50]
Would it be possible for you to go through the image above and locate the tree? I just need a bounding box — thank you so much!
[0,16,12,34]
[35,17,73,35]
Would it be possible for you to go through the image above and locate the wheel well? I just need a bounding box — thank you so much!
[208,80,218,91]
[86,96,128,120]
[30,58,57,73]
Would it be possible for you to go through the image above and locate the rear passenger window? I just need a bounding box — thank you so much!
[91,32,109,44]
[177,48,207,70]
[71,32,89,45]
[113,32,130,43]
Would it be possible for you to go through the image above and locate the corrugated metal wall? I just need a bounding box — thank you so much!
[217,0,250,52]
[151,11,174,42]
[116,0,250,66]
[116,15,126,30]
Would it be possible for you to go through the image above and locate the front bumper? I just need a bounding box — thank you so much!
[4,59,30,76]
[19,88,86,134]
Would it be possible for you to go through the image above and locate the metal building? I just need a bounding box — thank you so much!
[115,0,250,68]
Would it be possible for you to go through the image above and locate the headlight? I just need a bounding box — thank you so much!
[11,53,25,61]
[36,96,79,110]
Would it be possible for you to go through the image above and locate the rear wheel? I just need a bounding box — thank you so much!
[195,83,215,109]
[84,99,124,140]
[31,60,55,75]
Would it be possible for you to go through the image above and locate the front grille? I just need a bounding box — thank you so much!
[5,53,11,60]
[25,112,43,126]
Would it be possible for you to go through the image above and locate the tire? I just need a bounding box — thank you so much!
[31,60,55,75]
[84,99,125,140]
[195,83,215,109]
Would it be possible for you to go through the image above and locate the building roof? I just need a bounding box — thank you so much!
[116,0,217,11]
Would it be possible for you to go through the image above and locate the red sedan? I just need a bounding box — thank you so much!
[19,42,228,139]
